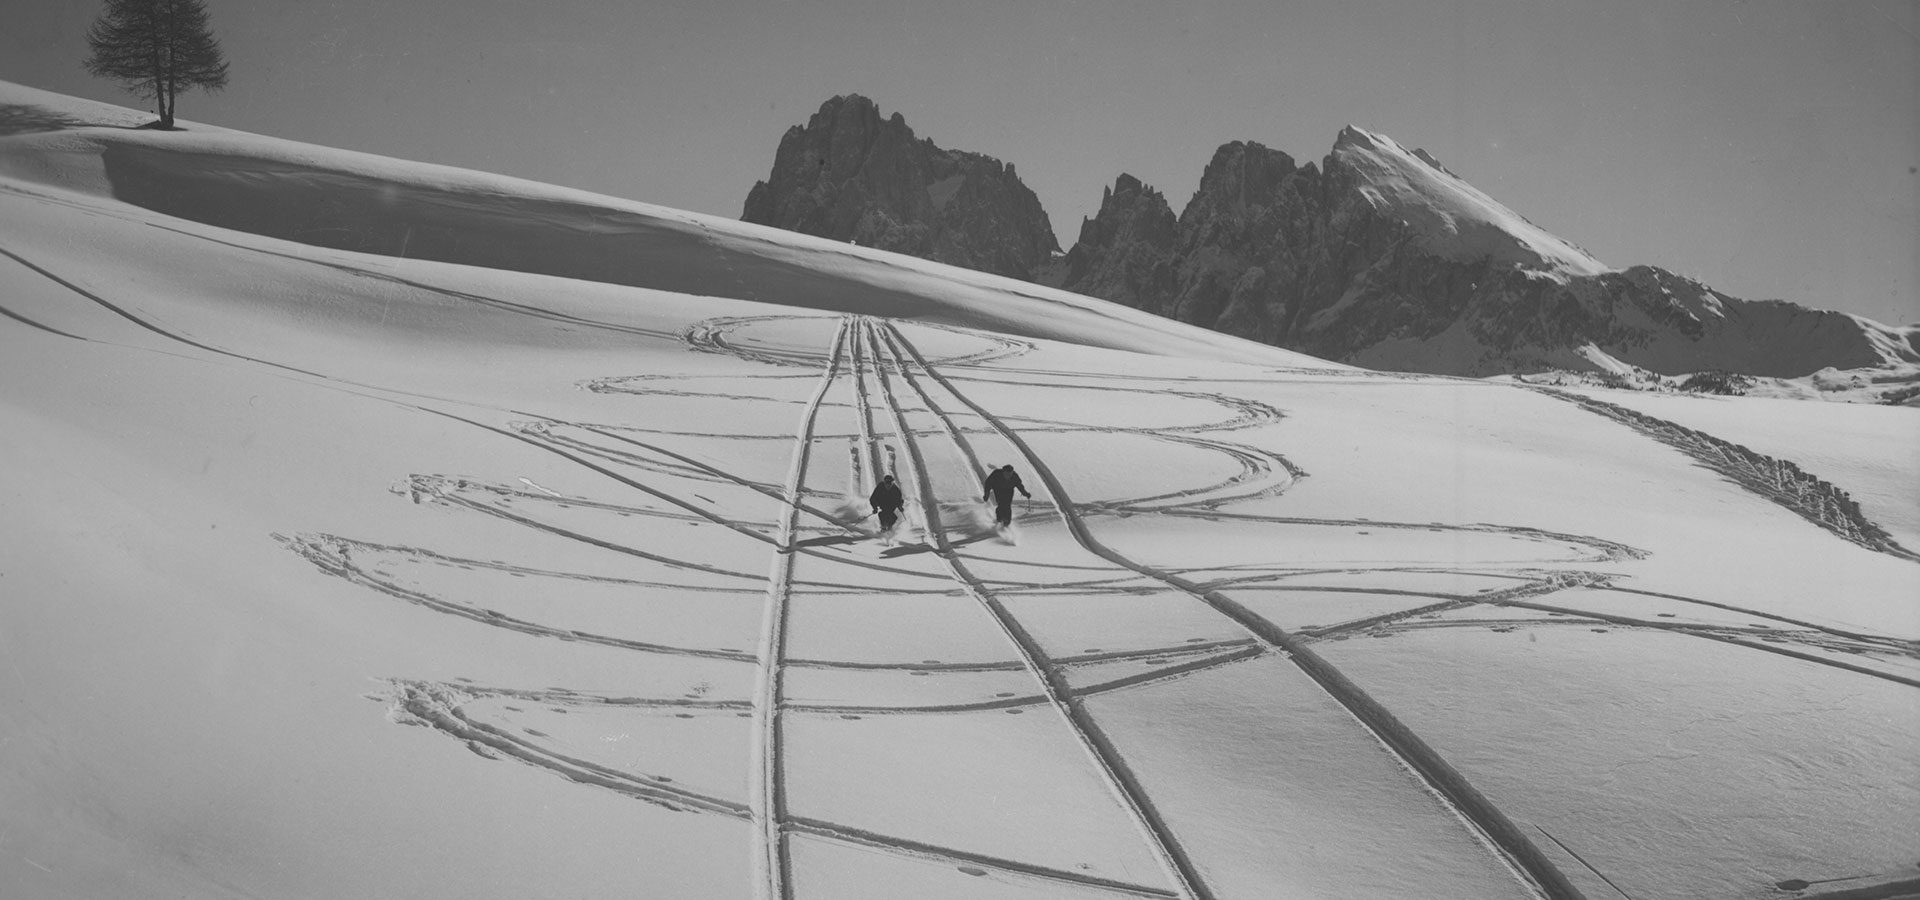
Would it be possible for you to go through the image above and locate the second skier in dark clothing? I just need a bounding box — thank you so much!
[869,474,904,532]
[981,465,1031,527]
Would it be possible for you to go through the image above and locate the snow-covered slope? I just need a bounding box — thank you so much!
[3,83,1917,900]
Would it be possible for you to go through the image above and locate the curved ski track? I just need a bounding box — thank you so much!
[4,225,1908,900]
[264,310,1919,898]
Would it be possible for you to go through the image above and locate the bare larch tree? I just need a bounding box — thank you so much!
[84,0,229,130]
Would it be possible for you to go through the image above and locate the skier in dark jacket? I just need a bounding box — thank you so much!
[981,465,1031,527]
[869,474,904,531]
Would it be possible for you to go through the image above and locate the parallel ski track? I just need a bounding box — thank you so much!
[876,320,1583,900]
[290,529,1261,674]
[1150,508,1646,565]
[553,422,860,534]
[750,317,848,900]
[392,679,1181,899]
[403,641,1263,720]
[1489,598,1920,690]
[0,244,338,380]
[848,319,882,496]
[859,318,1215,900]
[789,645,1268,716]
[1606,586,1917,649]
[401,449,959,588]
[1537,387,1920,564]
[783,817,1178,899]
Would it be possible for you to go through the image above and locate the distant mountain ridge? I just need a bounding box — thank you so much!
[1055,127,1918,380]
[744,99,1919,384]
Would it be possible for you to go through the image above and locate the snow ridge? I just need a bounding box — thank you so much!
[1333,125,1610,279]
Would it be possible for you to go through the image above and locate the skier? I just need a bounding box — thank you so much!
[981,464,1031,528]
[869,474,904,533]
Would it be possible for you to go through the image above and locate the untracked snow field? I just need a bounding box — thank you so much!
[1,83,1916,900]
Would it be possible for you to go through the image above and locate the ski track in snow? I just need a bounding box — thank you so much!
[236,303,1914,897]
[1539,387,1920,563]
[748,318,846,900]
[16,217,1909,895]
[871,320,1583,898]
[861,321,1215,900]
[2,111,1911,898]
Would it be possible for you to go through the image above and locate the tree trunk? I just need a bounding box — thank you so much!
[151,51,164,127]
[160,34,174,128]
[155,3,172,129]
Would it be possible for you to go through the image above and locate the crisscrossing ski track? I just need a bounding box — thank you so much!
[855,317,1215,900]
[869,319,1581,900]
[751,317,849,900]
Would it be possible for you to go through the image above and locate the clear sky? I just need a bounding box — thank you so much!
[4,0,1915,324]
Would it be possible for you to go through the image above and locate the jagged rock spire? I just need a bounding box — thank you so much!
[742,95,1058,281]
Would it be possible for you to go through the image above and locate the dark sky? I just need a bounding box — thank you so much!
[4,0,1915,324]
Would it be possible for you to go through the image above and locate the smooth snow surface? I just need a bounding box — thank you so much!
[3,84,1917,900]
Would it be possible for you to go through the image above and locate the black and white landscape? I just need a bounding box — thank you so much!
[1,79,1916,900]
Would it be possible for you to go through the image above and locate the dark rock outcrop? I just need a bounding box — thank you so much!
[742,95,1058,281]
[1058,173,1178,310]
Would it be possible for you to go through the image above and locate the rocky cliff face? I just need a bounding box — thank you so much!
[1059,128,1919,378]
[1059,173,1178,310]
[742,95,1058,281]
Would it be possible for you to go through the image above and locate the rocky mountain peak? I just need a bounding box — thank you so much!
[741,96,1058,281]
[806,94,909,147]
[1105,172,1146,201]
[1058,173,1177,305]
[1081,173,1171,241]
[1333,124,1381,149]
[1190,141,1299,218]
[813,92,878,119]
[1332,125,1450,174]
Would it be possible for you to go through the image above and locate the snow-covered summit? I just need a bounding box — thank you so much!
[1331,124,1611,279]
